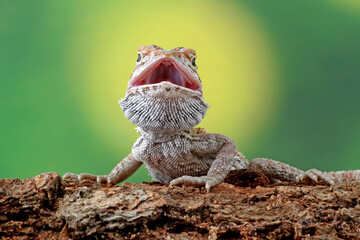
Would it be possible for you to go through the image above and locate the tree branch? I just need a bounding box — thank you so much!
[1,171,359,239]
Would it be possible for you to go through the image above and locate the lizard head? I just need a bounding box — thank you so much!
[128,45,202,91]
[119,45,209,132]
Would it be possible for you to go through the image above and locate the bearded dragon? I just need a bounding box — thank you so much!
[63,45,360,192]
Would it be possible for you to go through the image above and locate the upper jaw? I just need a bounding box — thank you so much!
[128,57,201,92]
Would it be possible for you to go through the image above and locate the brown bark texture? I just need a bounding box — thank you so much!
[0,170,360,240]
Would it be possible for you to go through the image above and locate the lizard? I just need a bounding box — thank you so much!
[63,45,360,192]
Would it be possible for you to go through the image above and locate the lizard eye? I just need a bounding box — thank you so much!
[136,53,142,63]
[191,56,197,69]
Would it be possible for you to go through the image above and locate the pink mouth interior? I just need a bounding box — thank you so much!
[130,59,200,91]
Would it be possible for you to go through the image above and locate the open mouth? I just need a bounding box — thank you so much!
[130,58,200,91]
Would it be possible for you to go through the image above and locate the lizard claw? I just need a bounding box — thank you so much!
[170,175,220,193]
[296,169,335,185]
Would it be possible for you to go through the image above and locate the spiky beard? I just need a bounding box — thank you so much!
[119,84,209,132]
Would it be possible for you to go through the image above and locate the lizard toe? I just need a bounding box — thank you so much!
[96,175,109,184]
[170,176,209,187]
[170,176,223,193]
[296,169,335,185]
[62,172,81,181]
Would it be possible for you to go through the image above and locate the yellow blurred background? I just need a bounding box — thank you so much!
[1,0,359,182]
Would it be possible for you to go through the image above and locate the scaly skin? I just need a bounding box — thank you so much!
[63,45,360,192]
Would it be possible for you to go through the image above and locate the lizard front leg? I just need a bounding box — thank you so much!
[170,134,237,192]
[62,153,142,184]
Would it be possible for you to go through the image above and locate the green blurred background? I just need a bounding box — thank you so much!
[1,0,360,182]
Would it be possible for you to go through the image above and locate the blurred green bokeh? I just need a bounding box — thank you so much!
[1,0,359,182]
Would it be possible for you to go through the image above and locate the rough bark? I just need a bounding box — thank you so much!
[0,170,360,239]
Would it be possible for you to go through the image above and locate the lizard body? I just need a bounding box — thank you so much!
[63,45,360,191]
